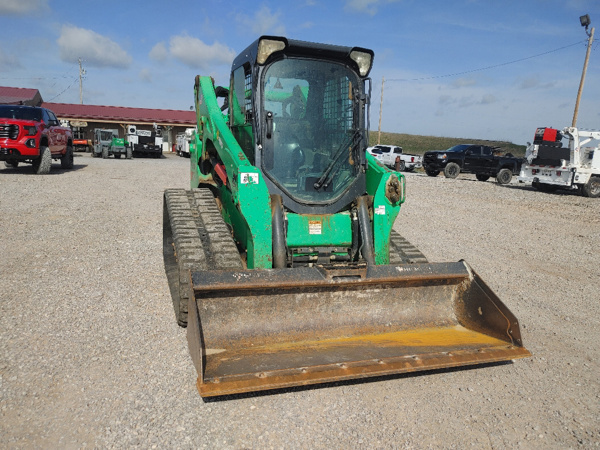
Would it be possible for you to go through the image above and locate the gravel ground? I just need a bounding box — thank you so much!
[1,152,599,449]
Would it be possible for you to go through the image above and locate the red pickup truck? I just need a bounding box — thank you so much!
[0,105,73,174]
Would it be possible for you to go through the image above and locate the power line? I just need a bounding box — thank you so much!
[47,77,79,102]
[386,39,588,82]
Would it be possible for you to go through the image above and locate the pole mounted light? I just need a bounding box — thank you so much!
[572,14,594,128]
[580,14,591,32]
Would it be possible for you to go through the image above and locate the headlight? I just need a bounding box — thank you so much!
[257,38,286,65]
[437,153,447,160]
[350,49,374,77]
[26,126,37,136]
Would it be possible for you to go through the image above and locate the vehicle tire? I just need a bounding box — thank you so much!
[114,153,121,159]
[581,176,600,198]
[32,146,51,174]
[126,147,132,159]
[476,174,490,182]
[397,160,406,172]
[60,146,74,169]
[496,168,512,185]
[102,146,108,159]
[443,162,460,179]
[425,169,440,177]
[4,161,19,168]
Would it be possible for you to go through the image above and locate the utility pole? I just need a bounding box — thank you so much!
[78,58,86,104]
[572,16,594,127]
[377,76,384,145]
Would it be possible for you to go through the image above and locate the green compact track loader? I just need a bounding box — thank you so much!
[163,36,530,398]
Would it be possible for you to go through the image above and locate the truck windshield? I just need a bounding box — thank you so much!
[262,58,361,204]
[445,144,472,152]
[0,106,42,121]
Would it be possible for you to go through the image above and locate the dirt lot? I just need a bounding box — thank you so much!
[1,152,599,448]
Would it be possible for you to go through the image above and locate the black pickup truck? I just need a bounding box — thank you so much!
[423,144,523,184]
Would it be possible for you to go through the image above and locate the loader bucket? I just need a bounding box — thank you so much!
[186,261,530,397]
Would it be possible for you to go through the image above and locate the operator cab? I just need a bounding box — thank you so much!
[229,36,374,214]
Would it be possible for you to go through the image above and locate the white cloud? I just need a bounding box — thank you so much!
[169,34,236,70]
[0,47,21,70]
[0,0,48,15]
[237,6,286,36]
[149,42,168,62]
[438,95,454,106]
[139,68,152,83]
[518,75,557,90]
[452,78,477,88]
[344,0,379,15]
[57,25,132,69]
[479,94,497,105]
[519,76,540,89]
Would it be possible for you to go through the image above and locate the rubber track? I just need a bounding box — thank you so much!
[388,230,429,264]
[163,188,242,327]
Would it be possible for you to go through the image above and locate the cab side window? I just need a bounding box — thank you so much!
[42,109,51,124]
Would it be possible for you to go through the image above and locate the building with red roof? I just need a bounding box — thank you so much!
[1,86,197,152]
[0,86,43,106]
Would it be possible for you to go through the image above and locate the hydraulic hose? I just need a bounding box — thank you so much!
[356,196,375,265]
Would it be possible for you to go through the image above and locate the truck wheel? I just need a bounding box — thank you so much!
[443,162,460,179]
[581,176,600,198]
[496,168,512,185]
[32,146,51,174]
[60,146,74,169]
[4,161,19,168]
[476,174,490,182]
[102,146,108,159]
[425,169,440,177]
[396,160,406,172]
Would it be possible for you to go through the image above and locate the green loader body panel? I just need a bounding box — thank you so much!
[365,151,404,264]
[286,212,352,249]
[193,76,272,269]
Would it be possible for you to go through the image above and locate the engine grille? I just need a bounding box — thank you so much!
[0,124,19,140]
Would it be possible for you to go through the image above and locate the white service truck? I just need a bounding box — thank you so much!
[518,126,600,197]
[175,127,196,158]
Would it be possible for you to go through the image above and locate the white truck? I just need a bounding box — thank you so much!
[518,127,600,197]
[126,124,163,158]
[175,127,196,158]
[366,144,422,171]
